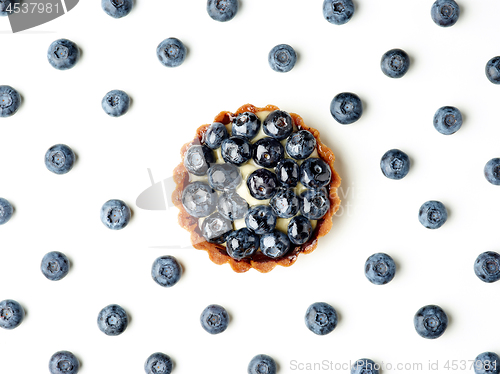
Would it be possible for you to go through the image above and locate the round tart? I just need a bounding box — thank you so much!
[172,104,341,273]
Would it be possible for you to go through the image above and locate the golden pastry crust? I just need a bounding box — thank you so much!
[172,104,341,273]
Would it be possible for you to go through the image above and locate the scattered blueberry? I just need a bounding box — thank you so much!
[300,188,330,220]
[260,230,291,258]
[364,253,396,285]
[268,44,297,73]
[145,352,173,374]
[41,251,70,281]
[330,92,363,124]
[97,304,128,336]
[0,299,24,330]
[247,169,279,200]
[380,149,410,180]
[287,215,313,245]
[414,304,448,339]
[202,212,233,244]
[102,89,130,117]
[151,255,183,287]
[474,251,500,283]
[474,352,500,374]
[263,110,294,140]
[275,159,299,188]
[380,49,410,78]
[0,198,13,225]
[0,85,21,117]
[484,158,500,185]
[0,0,20,16]
[181,182,217,218]
[248,354,277,374]
[286,130,316,160]
[200,304,229,334]
[221,136,252,166]
[157,38,186,68]
[304,302,338,335]
[433,106,462,135]
[207,163,242,191]
[232,112,261,140]
[184,145,215,176]
[100,199,131,230]
[245,205,277,235]
[45,144,75,175]
[300,158,332,188]
[322,0,354,25]
[217,191,249,221]
[253,137,285,168]
[47,39,80,70]
[486,57,500,84]
[418,200,448,229]
[204,122,229,149]
[102,0,133,19]
[49,351,80,374]
[270,188,300,218]
[226,228,259,260]
[207,0,238,22]
[431,0,459,27]
[351,359,379,374]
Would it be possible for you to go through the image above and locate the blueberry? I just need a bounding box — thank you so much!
[322,0,354,25]
[245,205,277,234]
[232,112,261,140]
[217,191,249,221]
[253,137,285,168]
[260,230,290,258]
[364,253,396,285]
[200,304,229,334]
[486,57,500,84]
[184,145,215,176]
[351,359,379,374]
[157,38,186,68]
[226,228,259,260]
[0,299,25,330]
[300,158,331,189]
[248,354,277,374]
[100,199,131,230]
[207,0,238,22]
[414,304,448,339]
[431,0,459,27]
[275,159,299,188]
[208,163,242,191]
[287,215,313,245]
[474,251,500,283]
[221,136,252,166]
[201,212,233,244]
[270,188,299,218]
[41,251,70,281]
[151,255,182,287]
[181,182,217,218]
[145,352,173,374]
[381,49,410,78]
[433,106,462,135]
[474,352,500,374]
[102,0,133,18]
[97,304,128,336]
[418,200,447,229]
[268,44,297,73]
[204,122,229,149]
[49,351,80,374]
[247,169,279,200]
[47,39,80,70]
[304,302,338,335]
[380,149,410,180]
[0,0,20,16]
[45,144,75,175]
[0,198,13,225]
[300,188,330,220]
[102,90,130,117]
[484,158,500,185]
[286,130,316,160]
[330,92,363,124]
[263,110,294,140]
[0,85,21,117]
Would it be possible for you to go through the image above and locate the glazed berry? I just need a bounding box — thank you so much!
[474,352,500,374]
[207,163,242,191]
[248,354,277,374]
[202,212,233,244]
[287,215,313,245]
[364,253,396,285]
[221,136,252,166]
[418,200,447,229]
[47,39,80,70]
[247,169,279,200]
[45,144,75,175]
[0,0,20,16]
[184,145,215,176]
[275,159,299,188]
[151,255,182,287]
[200,304,229,334]
[204,122,228,149]
[232,112,261,140]
[300,188,330,220]
[217,191,249,221]
[260,230,291,258]
[102,0,133,18]
[486,57,500,84]
[145,352,173,374]
[381,49,410,78]
[330,92,363,124]
[484,158,500,185]
[380,149,410,180]
[268,44,297,73]
[41,251,70,281]
[49,351,80,374]
[300,158,331,188]
[100,199,131,230]
[253,137,285,168]
[97,304,128,336]
[263,110,293,140]
[414,305,448,339]
[157,38,186,68]
[245,205,277,234]
[0,85,21,117]
[270,188,299,218]
[0,198,13,225]
[322,0,354,25]
[102,89,130,117]
[226,228,259,260]
[431,0,459,27]
[286,130,316,160]
[433,106,462,135]
[474,251,500,283]
[207,0,238,22]
[182,182,217,218]
[304,302,338,335]
[0,299,24,330]
[351,359,379,374]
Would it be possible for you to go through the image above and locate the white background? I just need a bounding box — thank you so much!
[1,0,500,373]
